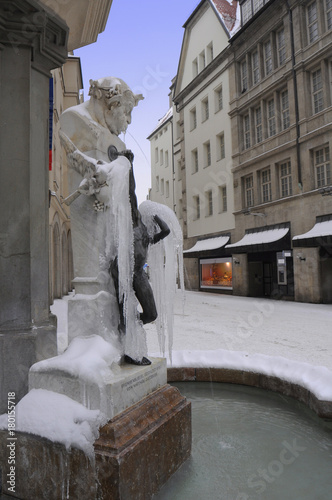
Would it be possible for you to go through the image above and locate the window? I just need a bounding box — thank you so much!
[312,69,323,113]
[252,51,260,85]
[199,50,206,71]
[155,148,158,162]
[204,141,211,167]
[190,108,197,130]
[255,107,263,143]
[176,121,181,139]
[192,149,198,174]
[314,147,330,187]
[177,160,182,181]
[241,59,248,92]
[200,258,233,290]
[267,98,276,136]
[161,178,164,195]
[253,0,264,14]
[193,195,200,220]
[202,97,209,121]
[215,86,223,112]
[327,0,332,30]
[242,0,252,24]
[281,90,290,129]
[156,176,159,191]
[193,58,198,78]
[217,133,225,160]
[244,114,251,149]
[261,168,272,202]
[160,149,164,165]
[207,42,214,64]
[307,2,318,43]
[166,181,169,198]
[280,161,292,197]
[205,190,213,217]
[219,185,227,212]
[245,175,254,207]
[165,150,169,167]
[277,28,286,66]
[264,40,272,76]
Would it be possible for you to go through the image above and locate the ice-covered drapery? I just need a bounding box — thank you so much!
[139,200,184,363]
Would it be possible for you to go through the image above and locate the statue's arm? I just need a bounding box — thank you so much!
[152,215,170,244]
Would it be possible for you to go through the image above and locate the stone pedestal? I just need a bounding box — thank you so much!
[29,357,167,420]
[0,385,191,500]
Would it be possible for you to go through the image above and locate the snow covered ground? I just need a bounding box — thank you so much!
[52,290,332,401]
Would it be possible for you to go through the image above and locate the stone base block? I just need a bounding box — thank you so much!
[94,384,192,500]
[0,385,191,500]
[29,357,167,420]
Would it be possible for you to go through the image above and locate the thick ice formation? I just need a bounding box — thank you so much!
[139,200,185,363]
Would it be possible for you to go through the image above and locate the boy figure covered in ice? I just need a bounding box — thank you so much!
[60,77,170,365]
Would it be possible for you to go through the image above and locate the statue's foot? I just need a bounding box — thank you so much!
[124,354,152,366]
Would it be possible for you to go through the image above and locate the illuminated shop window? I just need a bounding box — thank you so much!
[200,258,233,290]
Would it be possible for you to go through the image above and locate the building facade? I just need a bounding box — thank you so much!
[149,0,238,293]
[148,0,332,303]
[228,0,332,303]
[49,56,83,304]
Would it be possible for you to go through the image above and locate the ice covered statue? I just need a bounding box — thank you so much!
[60,77,183,366]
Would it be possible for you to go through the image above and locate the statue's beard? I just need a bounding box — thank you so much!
[104,108,126,136]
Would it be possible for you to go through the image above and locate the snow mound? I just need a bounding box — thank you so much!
[0,389,105,458]
[30,335,121,386]
[162,349,332,402]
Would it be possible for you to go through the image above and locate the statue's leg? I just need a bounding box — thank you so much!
[133,269,157,324]
[109,258,125,334]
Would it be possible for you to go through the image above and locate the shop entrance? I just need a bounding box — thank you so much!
[320,248,332,303]
[248,251,294,298]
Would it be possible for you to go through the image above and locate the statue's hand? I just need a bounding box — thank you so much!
[78,177,100,196]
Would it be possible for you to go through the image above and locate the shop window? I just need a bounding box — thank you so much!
[200,258,233,290]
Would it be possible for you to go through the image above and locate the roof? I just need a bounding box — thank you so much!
[210,0,240,36]
[147,107,173,140]
[226,227,289,249]
[183,236,230,254]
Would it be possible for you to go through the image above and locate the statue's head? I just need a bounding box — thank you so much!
[88,77,144,135]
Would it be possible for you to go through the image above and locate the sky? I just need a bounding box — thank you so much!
[75,0,201,204]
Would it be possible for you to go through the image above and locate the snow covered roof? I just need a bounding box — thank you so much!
[226,227,289,248]
[147,107,173,139]
[183,235,230,254]
[293,220,332,241]
[210,0,241,36]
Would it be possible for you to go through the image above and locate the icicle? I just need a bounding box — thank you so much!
[139,200,184,364]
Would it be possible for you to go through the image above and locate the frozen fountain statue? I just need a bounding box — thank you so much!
[59,76,183,366]
[0,77,190,500]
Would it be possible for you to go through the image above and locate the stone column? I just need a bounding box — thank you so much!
[232,253,249,296]
[294,247,321,303]
[0,0,68,412]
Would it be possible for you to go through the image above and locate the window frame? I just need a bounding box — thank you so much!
[261,168,272,203]
[314,146,330,188]
[279,161,292,198]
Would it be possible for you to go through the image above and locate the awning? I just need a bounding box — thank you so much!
[293,218,332,247]
[183,236,229,255]
[225,226,289,251]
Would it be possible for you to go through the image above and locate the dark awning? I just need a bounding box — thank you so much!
[225,223,290,253]
[183,235,229,256]
[293,216,332,247]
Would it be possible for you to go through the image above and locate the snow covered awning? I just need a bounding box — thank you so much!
[183,236,230,255]
[293,217,332,247]
[226,225,290,252]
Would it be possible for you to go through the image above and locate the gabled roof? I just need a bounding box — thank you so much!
[173,0,240,99]
[147,107,173,140]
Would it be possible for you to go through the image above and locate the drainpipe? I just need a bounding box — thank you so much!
[286,0,302,190]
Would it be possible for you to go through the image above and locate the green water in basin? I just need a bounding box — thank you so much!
[154,382,332,500]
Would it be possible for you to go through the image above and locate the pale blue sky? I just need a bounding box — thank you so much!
[76,0,200,203]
